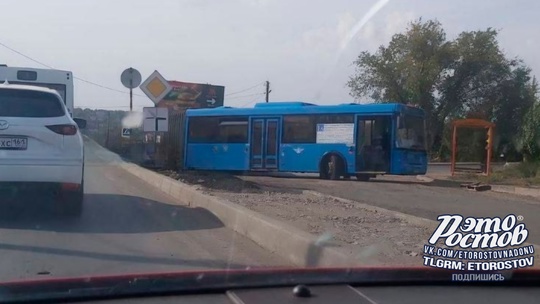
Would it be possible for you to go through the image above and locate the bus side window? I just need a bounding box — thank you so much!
[218,118,248,143]
[220,126,247,143]
[283,115,315,143]
[286,126,295,140]
[188,117,220,143]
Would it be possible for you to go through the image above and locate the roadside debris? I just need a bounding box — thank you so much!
[460,182,492,191]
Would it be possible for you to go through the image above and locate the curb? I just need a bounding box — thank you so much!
[416,175,435,183]
[82,136,354,267]
[490,185,540,199]
[118,162,355,267]
[416,174,540,200]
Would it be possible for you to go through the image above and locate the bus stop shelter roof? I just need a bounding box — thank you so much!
[451,118,495,128]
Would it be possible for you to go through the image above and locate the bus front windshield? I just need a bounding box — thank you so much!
[396,115,426,151]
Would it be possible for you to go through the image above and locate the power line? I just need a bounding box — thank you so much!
[239,96,265,108]
[226,92,265,100]
[225,82,264,97]
[0,41,54,69]
[239,100,256,107]
[73,76,143,96]
[0,41,143,96]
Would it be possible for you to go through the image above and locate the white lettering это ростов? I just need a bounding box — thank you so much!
[428,215,528,249]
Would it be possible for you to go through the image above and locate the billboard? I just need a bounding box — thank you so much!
[157,81,224,113]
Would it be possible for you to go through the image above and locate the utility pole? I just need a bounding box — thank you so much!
[129,79,133,112]
[265,81,271,103]
[105,111,111,149]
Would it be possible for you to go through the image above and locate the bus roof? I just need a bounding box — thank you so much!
[185,102,424,117]
[0,65,71,73]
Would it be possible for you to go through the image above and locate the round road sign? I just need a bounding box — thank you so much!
[120,68,142,89]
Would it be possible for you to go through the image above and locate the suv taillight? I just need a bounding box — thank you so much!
[46,124,78,135]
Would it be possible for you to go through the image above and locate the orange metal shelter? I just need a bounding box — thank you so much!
[451,119,495,176]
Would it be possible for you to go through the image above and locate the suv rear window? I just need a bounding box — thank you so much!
[0,89,65,118]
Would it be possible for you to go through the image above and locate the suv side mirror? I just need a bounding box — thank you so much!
[73,118,87,129]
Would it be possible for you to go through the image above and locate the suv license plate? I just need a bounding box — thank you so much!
[0,137,28,150]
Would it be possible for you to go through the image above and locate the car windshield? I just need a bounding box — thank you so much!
[0,89,64,117]
[0,0,539,301]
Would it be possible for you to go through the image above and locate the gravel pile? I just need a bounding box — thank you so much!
[216,189,430,265]
[156,169,431,266]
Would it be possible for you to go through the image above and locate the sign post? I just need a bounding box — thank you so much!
[142,107,168,167]
[139,71,172,167]
[120,67,142,112]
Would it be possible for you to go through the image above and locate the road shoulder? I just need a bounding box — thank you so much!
[417,175,540,199]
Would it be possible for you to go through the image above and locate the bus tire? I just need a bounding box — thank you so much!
[319,154,344,180]
[319,164,329,179]
[319,156,328,179]
[356,174,370,182]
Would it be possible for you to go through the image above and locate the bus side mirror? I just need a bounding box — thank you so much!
[74,118,87,129]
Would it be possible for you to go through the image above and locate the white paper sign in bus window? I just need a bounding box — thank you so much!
[316,123,354,145]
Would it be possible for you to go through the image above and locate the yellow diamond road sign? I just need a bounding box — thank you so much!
[139,70,173,104]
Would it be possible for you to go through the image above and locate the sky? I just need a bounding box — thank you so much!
[1,0,538,111]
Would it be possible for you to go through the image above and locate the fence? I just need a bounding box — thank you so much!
[163,112,186,170]
[78,108,187,170]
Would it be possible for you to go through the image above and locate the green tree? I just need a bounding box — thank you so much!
[348,19,453,154]
[347,19,536,159]
[493,70,538,160]
[516,85,540,161]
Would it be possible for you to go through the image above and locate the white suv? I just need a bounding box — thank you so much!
[0,84,86,216]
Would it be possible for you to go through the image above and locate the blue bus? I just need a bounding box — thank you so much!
[183,102,427,180]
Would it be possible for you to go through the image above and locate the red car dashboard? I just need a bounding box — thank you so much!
[0,267,537,303]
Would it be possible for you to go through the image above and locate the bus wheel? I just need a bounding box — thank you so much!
[319,154,343,180]
[328,155,342,180]
[356,174,370,182]
[319,161,330,179]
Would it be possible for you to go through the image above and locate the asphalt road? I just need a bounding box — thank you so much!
[0,138,286,281]
[242,174,540,245]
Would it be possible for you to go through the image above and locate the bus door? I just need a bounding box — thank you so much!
[355,115,392,172]
[250,117,280,170]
